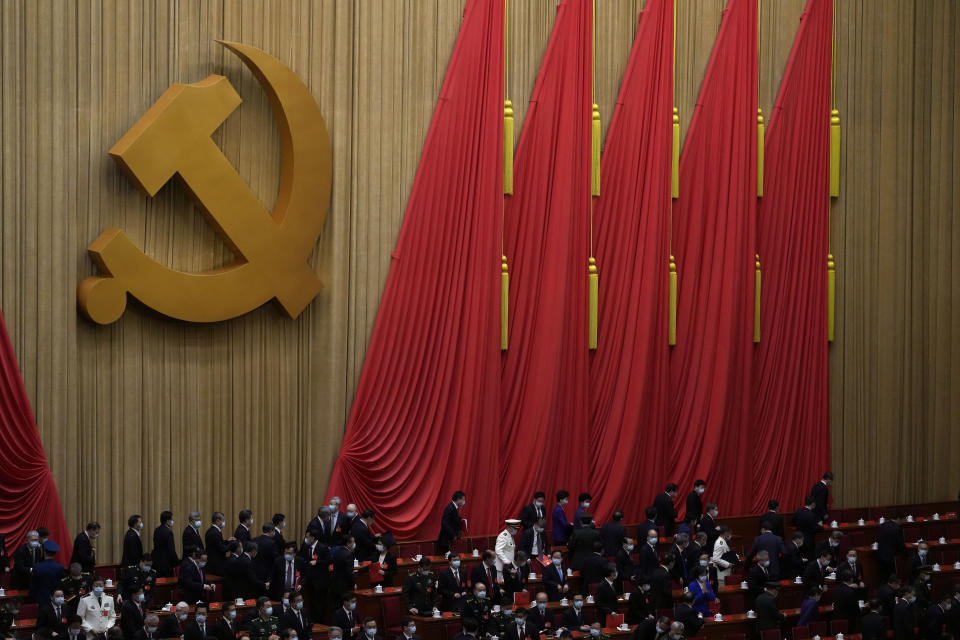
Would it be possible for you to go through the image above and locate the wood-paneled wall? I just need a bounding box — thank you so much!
[0,1,956,561]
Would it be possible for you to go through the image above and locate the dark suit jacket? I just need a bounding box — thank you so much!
[37,602,69,636]
[755,591,784,631]
[877,521,907,565]
[271,555,305,599]
[860,611,887,640]
[182,526,204,555]
[746,532,784,576]
[780,542,805,580]
[747,565,773,604]
[350,520,376,562]
[122,530,145,568]
[567,527,602,570]
[212,617,238,640]
[119,599,146,639]
[595,579,619,618]
[541,563,568,602]
[638,543,659,578]
[184,620,211,640]
[674,602,704,636]
[833,583,859,625]
[581,554,608,594]
[158,612,185,639]
[12,542,43,589]
[251,535,278,581]
[685,492,703,525]
[760,511,784,539]
[792,508,823,557]
[669,544,689,584]
[893,598,915,640]
[698,513,719,550]
[802,559,827,589]
[810,481,829,520]
[70,532,96,572]
[925,603,947,640]
[615,548,638,583]
[562,605,591,630]
[234,524,252,543]
[204,526,229,576]
[599,522,627,557]
[649,567,672,610]
[179,557,208,605]
[526,606,554,636]
[908,552,931,582]
[297,541,330,592]
[438,566,468,611]
[438,503,462,546]
[520,503,547,530]
[652,494,678,537]
[152,525,178,577]
[518,527,549,558]
[330,606,359,637]
[279,608,310,637]
[470,563,498,594]
[225,553,266,600]
[331,546,356,599]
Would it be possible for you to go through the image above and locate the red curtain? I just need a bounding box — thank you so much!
[753,0,832,511]
[0,311,71,564]
[499,0,593,519]
[669,0,758,517]
[325,0,504,539]
[588,0,673,524]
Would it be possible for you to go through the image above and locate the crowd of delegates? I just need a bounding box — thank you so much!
[3,474,959,640]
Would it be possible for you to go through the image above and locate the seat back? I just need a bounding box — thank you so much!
[723,593,745,614]
[761,630,780,640]
[829,619,849,635]
[397,543,421,558]
[381,595,404,629]
[723,633,746,640]
[791,625,810,640]
[18,603,38,620]
[723,574,743,587]
[808,621,828,637]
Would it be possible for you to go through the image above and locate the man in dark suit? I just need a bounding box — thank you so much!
[118,587,146,639]
[599,511,627,557]
[760,501,784,539]
[793,497,823,559]
[394,617,421,640]
[331,536,357,600]
[159,602,189,639]
[298,529,329,622]
[780,531,807,580]
[542,550,570,601]
[235,510,255,543]
[580,541,608,595]
[615,538,638,586]
[685,480,706,528]
[134,613,161,640]
[37,588,69,637]
[525,593,553,637]
[204,512,229,576]
[183,511,204,555]
[252,524,279,582]
[504,608,532,640]
[228,542,269,600]
[926,595,952,640]
[840,548,866,587]
[438,492,466,555]
[70,522,100,572]
[152,511,178,577]
[438,553,468,611]
[280,593,310,638]
[11,530,43,589]
[747,550,774,605]
[875,575,901,621]
[271,514,287,550]
[568,514,602,570]
[908,540,931,582]
[802,550,833,591]
[893,589,917,640]
[122,515,145,568]
[212,604,240,640]
[832,571,860,630]
[638,529,660,578]
[877,514,907,580]
[632,617,669,640]
[520,493,548,530]
[755,582,785,631]
[350,511,377,562]
[184,603,211,640]
[180,548,213,605]
[330,595,360,639]
[674,592,705,637]
[518,517,549,560]
[469,550,503,605]
[272,542,304,600]
[648,554,674,611]
[816,531,845,560]
[747,523,784,577]
[668,533,690,585]
[860,599,888,640]
[562,595,591,632]
[686,532,707,574]
[809,471,833,522]
[594,564,619,619]
[308,507,331,545]
[652,485,679,537]
[699,504,720,552]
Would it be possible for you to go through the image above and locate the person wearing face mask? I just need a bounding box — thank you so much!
[638,529,660,578]
[158,601,190,639]
[573,494,596,530]
[253,524,280,583]
[70,523,101,574]
[152,511,178,578]
[552,491,574,546]
[331,536,358,598]
[563,595,591,631]
[524,593,551,637]
[496,520,521,577]
[76,578,116,638]
[402,557,437,615]
[542,550,568,601]
[844,550,865,588]
[182,512,204,556]
[809,471,834,522]
[747,550,774,605]
[746,522,784,578]
[122,516,145,569]
[58,614,85,640]
[631,615,670,640]
[779,531,807,581]
[179,548,214,605]
[359,619,380,640]
[271,542,304,600]
[272,514,287,550]
[673,592,704,637]
[118,587,147,639]
[330,595,360,639]
[893,587,917,640]
[615,538,639,586]
[755,582,784,631]
[184,604,210,640]
[687,567,715,616]
[438,553,468,612]
[462,583,495,637]
[599,511,627,558]
[327,497,344,537]
[802,549,833,591]
[666,621,685,640]
[595,563,620,618]
[203,512,229,577]
[710,527,738,585]
[504,551,532,599]
[698,503,721,552]
[342,505,360,535]
[438,492,467,555]
[520,492,548,530]
[470,550,504,605]
[395,618,420,640]
[908,540,932,582]
[580,541,608,596]
[911,568,933,616]
[519,517,550,560]
[279,594,311,639]
[568,515,601,571]
[685,480,707,529]
[297,529,329,622]
[118,554,156,605]
[652,484,679,538]
[30,540,66,606]
[12,530,43,590]
[132,614,159,640]
[588,622,608,640]
[248,597,280,640]
[502,607,529,640]
[625,578,653,624]
[684,533,707,576]
[925,595,953,640]
[668,533,691,585]
[38,589,70,636]
[350,510,378,562]
[816,530,845,560]
[235,510,255,543]
[212,605,239,640]
[649,554,675,611]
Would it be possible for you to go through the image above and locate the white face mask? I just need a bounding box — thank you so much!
[583,502,590,508]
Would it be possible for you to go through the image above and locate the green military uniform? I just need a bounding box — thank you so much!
[118,565,158,602]
[460,596,493,637]
[402,571,437,614]
[488,609,516,638]
[248,615,280,640]
[59,572,93,598]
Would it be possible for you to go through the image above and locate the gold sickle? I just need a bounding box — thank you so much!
[77,41,332,324]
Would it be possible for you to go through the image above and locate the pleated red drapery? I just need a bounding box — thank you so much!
[669,0,758,517]
[500,0,593,521]
[752,0,832,511]
[588,0,673,524]
[325,0,504,539]
[0,311,71,564]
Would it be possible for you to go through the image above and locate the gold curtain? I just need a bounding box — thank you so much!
[0,0,957,562]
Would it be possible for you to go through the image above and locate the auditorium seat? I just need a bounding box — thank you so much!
[722,592,745,614]
[791,625,810,640]
[723,574,743,587]
[382,595,404,634]
[723,633,745,640]
[807,621,828,637]
[444,622,462,640]
[398,542,421,558]
[829,619,848,635]
[18,603,37,620]
[761,629,780,640]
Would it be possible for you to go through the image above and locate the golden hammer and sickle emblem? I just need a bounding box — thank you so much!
[77,41,332,324]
